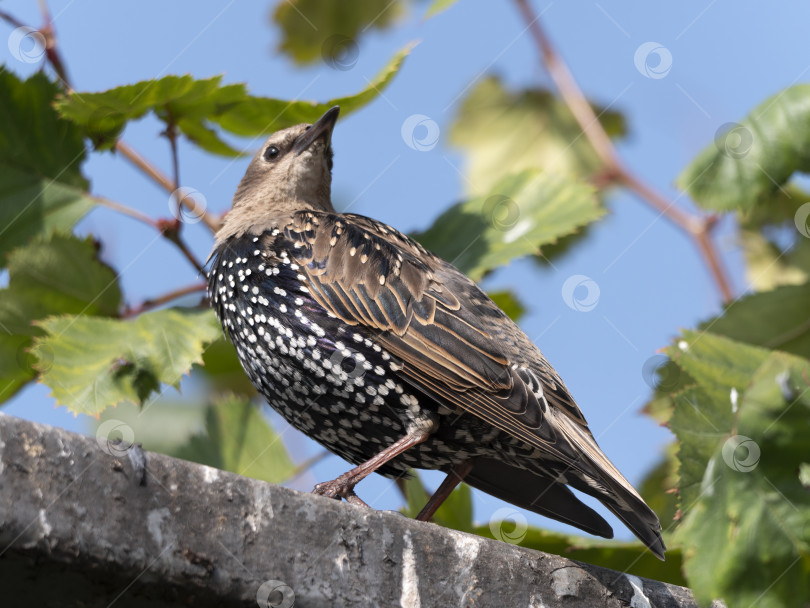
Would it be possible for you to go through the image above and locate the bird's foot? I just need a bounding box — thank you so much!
[312,479,371,509]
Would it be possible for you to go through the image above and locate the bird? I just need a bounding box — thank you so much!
[207,106,666,559]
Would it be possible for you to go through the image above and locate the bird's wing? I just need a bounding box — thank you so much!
[282,211,591,468]
[282,210,665,558]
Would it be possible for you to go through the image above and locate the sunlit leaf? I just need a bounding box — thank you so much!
[33,308,221,415]
[414,169,603,280]
[667,332,810,607]
[449,76,626,195]
[678,84,810,211]
[0,235,121,404]
[0,69,93,265]
[214,42,416,137]
[272,0,404,65]
[57,45,414,154]
[174,394,296,484]
[701,282,810,360]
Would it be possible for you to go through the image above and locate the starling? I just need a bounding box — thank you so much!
[208,106,665,559]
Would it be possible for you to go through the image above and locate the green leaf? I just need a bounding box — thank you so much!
[739,227,810,292]
[213,42,416,137]
[94,400,207,456]
[56,75,246,154]
[413,169,603,280]
[0,235,121,404]
[473,525,686,586]
[701,282,810,360]
[198,337,258,397]
[32,308,221,415]
[272,0,404,65]
[426,0,460,18]
[666,332,810,606]
[637,443,679,529]
[487,290,526,322]
[678,84,810,212]
[399,471,475,533]
[0,69,93,265]
[449,76,626,196]
[174,395,296,484]
[56,44,414,153]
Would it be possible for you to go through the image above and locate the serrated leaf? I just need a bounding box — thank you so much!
[487,290,526,322]
[213,43,415,137]
[413,169,603,280]
[272,0,403,65]
[668,342,810,607]
[0,235,121,404]
[56,45,413,154]
[678,84,810,212]
[0,69,93,265]
[701,282,810,360]
[56,75,246,154]
[33,308,221,415]
[173,395,295,484]
[449,76,626,196]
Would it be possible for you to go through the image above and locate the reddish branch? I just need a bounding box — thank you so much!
[123,282,207,318]
[513,0,733,302]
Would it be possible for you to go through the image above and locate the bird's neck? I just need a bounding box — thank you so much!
[213,195,335,249]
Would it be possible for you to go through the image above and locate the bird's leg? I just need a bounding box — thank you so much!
[416,459,474,522]
[312,427,431,504]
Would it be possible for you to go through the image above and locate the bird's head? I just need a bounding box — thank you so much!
[216,106,340,244]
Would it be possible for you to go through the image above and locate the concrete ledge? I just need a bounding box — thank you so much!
[0,413,700,607]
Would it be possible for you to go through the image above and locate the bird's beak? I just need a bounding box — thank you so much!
[294,106,340,156]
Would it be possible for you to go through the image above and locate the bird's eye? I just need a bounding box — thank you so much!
[264,145,280,161]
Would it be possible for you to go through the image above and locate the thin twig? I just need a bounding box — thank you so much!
[513,0,733,302]
[0,8,26,29]
[114,140,221,234]
[93,196,161,230]
[123,282,207,318]
[10,1,220,237]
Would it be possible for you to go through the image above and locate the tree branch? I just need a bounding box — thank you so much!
[123,281,207,318]
[512,0,733,302]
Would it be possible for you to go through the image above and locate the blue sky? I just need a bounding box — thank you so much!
[3,0,809,540]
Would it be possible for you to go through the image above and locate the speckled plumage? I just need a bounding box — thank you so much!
[208,107,665,559]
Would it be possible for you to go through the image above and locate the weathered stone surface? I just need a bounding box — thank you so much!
[0,414,700,607]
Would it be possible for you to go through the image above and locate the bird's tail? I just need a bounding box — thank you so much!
[555,412,667,560]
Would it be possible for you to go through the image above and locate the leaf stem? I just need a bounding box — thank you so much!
[123,282,207,318]
[512,0,733,302]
